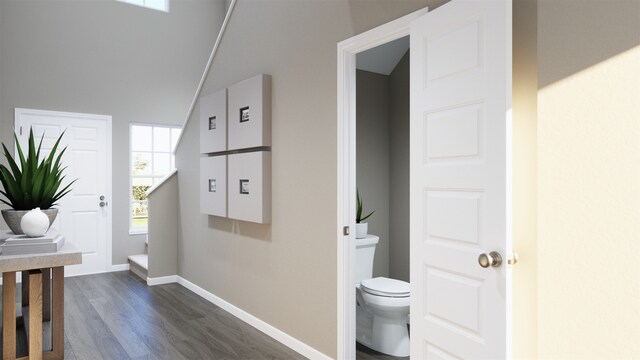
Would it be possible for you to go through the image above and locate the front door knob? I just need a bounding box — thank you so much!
[478,251,502,268]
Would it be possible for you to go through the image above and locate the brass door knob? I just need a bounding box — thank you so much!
[478,251,502,268]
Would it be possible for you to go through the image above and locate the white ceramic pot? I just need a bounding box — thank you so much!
[355,223,368,239]
[20,208,51,238]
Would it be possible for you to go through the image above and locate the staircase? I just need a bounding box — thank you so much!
[129,170,178,284]
[128,236,148,280]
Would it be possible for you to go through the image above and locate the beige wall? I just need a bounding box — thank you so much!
[174,1,428,357]
[537,0,640,357]
[388,51,410,283]
[356,69,390,278]
[171,0,640,358]
[0,0,224,265]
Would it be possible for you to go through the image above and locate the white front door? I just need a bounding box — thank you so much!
[410,0,512,358]
[15,108,112,276]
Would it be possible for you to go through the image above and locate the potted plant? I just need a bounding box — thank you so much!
[0,128,75,235]
[356,190,375,239]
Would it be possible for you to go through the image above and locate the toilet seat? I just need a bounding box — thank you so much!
[360,277,409,298]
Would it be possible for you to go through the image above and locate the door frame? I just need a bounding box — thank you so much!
[336,8,428,359]
[14,108,114,274]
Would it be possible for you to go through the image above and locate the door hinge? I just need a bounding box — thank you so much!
[19,126,22,135]
[343,226,350,236]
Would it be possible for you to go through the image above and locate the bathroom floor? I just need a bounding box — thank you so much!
[356,342,409,360]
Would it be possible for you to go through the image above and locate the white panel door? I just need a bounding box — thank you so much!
[15,108,111,276]
[410,0,512,358]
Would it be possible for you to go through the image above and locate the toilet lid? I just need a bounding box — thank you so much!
[361,277,410,298]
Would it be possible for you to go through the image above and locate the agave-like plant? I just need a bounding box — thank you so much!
[356,189,375,224]
[0,128,75,210]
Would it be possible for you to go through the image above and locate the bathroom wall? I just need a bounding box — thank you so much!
[388,51,410,282]
[0,0,225,265]
[173,1,430,357]
[356,70,390,278]
[356,50,410,282]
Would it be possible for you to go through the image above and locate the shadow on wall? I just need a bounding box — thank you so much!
[208,216,272,242]
[538,0,640,88]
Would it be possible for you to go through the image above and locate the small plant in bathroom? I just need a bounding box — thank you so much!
[355,190,375,239]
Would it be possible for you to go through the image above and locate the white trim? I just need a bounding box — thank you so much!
[176,276,332,360]
[0,265,129,285]
[14,108,114,274]
[173,0,237,154]
[146,169,178,196]
[147,275,178,286]
[335,8,427,360]
[111,264,130,272]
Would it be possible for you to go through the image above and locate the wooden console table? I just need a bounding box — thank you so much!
[0,244,81,360]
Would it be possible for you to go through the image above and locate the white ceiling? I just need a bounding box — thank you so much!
[356,36,409,75]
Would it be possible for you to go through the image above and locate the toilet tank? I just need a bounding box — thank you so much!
[354,235,379,284]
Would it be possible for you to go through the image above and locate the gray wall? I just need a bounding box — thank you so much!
[147,172,178,278]
[174,1,428,356]
[356,70,390,279]
[356,51,410,283]
[0,0,225,265]
[389,51,410,282]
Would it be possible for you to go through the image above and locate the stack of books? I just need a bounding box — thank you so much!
[0,230,65,255]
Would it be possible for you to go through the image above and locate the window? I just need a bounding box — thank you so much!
[130,124,181,233]
[116,0,169,12]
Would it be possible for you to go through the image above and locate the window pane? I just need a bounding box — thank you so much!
[131,217,148,229]
[153,127,171,152]
[123,0,144,6]
[132,152,152,176]
[132,177,153,187]
[131,125,152,151]
[171,128,182,151]
[145,0,167,11]
[153,153,171,176]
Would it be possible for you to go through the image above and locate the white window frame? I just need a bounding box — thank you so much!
[116,0,169,13]
[129,123,181,234]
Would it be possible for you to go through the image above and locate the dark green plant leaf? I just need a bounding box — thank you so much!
[0,128,75,210]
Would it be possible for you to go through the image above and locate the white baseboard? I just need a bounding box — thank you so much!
[0,264,131,285]
[147,275,178,286]
[176,276,331,360]
[111,264,130,272]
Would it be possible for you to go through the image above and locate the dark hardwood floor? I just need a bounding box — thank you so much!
[1,271,305,360]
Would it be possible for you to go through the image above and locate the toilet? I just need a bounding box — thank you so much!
[355,235,410,357]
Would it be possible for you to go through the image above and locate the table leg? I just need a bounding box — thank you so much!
[42,269,50,322]
[28,270,42,360]
[51,267,64,358]
[2,271,16,360]
[21,271,29,307]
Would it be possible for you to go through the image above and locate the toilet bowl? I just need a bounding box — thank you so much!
[356,277,410,357]
[355,235,410,357]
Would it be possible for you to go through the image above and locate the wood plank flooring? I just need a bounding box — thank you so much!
[1,271,305,360]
